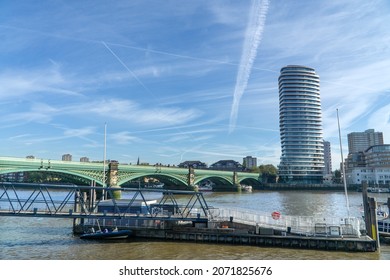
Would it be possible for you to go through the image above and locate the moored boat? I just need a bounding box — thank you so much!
[80,228,132,240]
[240,184,253,192]
[367,187,390,193]
[144,182,164,189]
[195,180,214,192]
[378,218,390,239]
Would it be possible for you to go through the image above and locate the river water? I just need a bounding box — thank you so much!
[0,190,389,260]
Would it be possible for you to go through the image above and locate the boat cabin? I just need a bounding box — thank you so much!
[97,199,158,214]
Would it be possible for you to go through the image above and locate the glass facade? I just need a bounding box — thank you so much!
[347,129,384,154]
[278,65,324,183]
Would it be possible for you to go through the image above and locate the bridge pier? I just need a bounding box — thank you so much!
[188,167,195,189]
[233,171,241,191]
[108,162,121,199]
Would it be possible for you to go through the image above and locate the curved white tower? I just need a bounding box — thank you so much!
[278,65,324,184]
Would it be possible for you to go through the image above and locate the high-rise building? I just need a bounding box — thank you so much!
[277,65,324,184]
[62,154,72,161]
[347,129,384,154]
[80,157,89,162]
[323,140,332,175]
[243,156,257,170]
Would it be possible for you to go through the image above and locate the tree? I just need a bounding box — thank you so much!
[258,164,278,183]
[333,169,342,184]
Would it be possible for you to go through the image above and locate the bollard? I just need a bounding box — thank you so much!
[368,197,380,248]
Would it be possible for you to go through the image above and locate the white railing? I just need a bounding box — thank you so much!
[207,207,361,237]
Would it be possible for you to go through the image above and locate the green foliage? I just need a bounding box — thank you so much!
[249,166,260,173]
[258,164,278,183]
[333,169,342,184]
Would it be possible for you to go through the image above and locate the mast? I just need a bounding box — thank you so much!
[337,109,350,217]
[103,123,107,198]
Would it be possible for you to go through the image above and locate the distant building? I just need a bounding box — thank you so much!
[0,172,24,182]
[243,156,257,170]
[209,160,245,171]
[62,154,72,161]
[346,152,366,170]
[345,129,385,183]
[178,161,207,169]
[80,157,89,162]
[347,129,383,154]
[346,144,390,185]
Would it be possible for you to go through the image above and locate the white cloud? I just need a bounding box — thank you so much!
[229,0,270,133]
[110,131,141,145]
[0,67,82,100]
[368,104,390,139]
[2,98,201,129]
[2,1,390,168]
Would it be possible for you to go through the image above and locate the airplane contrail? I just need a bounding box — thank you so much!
[102,41,153,94]
[229,0,270,133]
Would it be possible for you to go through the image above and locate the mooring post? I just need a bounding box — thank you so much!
[89,180,96,212]
[368,197,380,249]
[388,197,390,217]
[73,191,81,233]
[362,182,371,236]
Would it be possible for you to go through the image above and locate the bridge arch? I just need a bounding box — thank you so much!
[118,173,188,187]
[0,168,104,186]
[194,175,234,186]
[238,177,262,187]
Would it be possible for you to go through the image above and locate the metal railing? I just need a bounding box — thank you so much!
[208,207,361,237]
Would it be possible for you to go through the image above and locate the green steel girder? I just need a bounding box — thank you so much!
[0,168,104,185]
[193,175,233,186]
[117,164,189,186]
[117,172,188,186]
[0,157,260,187]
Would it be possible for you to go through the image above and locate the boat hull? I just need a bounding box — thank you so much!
[80,230,132,240]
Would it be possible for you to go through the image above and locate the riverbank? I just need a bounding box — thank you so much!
[255,183,361,191]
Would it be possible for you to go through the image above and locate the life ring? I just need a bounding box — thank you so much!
[271,211,281,220]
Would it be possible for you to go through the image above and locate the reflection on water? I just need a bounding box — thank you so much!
[1,190,389,260]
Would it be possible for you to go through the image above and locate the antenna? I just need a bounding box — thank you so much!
[337,109,350,217]
[103,123,107,198]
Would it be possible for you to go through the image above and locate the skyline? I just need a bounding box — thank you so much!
[1,1,390,170]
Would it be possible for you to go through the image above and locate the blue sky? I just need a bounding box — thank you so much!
[1,0,389,170]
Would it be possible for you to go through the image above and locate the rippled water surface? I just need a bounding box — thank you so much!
[1,190,389,260]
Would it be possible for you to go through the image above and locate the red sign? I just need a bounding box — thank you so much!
[271,211,281,220]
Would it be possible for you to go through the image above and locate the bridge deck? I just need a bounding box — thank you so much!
[0,156,260,188]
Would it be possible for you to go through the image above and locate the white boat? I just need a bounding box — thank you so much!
[196,180,214,192]
[377,205,389,220]
[240,184,252,192]
[197,185,213,191]
[367,187,390,193]
[144,182,164,189]
[378,216,390,239]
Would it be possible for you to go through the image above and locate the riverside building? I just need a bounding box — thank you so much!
[345,129,386,185]
[346,144,390,185]
[277,65,324,184]
[347,129,384,154]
